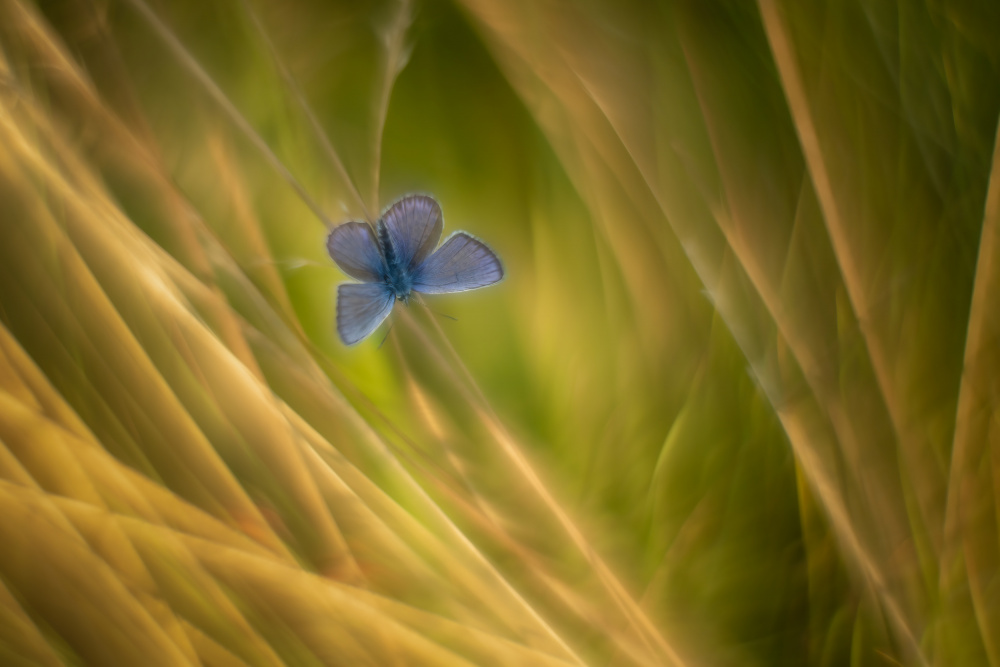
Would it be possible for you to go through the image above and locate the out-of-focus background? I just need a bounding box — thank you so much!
[1,0,998,665]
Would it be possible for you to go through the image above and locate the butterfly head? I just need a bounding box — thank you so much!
[393,284,412,305]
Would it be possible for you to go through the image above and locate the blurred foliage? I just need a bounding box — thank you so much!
[1,0,999,664]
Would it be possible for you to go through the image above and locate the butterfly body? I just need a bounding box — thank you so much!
[375,219,414,304]
[327,195,504,345]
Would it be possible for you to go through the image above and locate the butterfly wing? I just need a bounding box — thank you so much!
[327,221,384,282]
[412,232,504,294]
[381,195,444,270]
[336,283,395,345]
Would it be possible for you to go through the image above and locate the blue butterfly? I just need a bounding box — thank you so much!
[327,194,504,345]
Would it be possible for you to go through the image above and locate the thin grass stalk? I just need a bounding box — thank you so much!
[369,0,413,214]
[121,0,337,230]
[238,0,371,222]
[942,113,1000,666]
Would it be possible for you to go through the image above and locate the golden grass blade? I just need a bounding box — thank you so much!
[284,404,587,663]
[755,0,887,402]
[47,491,577,666]
[0,133,289,556]
[454,1,981,663]
[394,305,684,666]
[0,576,67,667]
[672,14,929,662]
[0,328,294,664]
[0,0,289,379]
[0,481,198,666]
[2,342,585,659]
[451,3,807,664]
[141,262,590,659]
[757,0,945,570]
[942,113,1000,666]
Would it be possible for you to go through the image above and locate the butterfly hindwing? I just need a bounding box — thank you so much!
[412,232,504,294]
[336,282,395,345]
[381,195,444,271]
[327,221,384,282]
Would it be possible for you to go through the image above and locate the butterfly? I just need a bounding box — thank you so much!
[326,194,504,345]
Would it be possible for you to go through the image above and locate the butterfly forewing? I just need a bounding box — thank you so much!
[381,195,443,270]
[412,232,504,294]
[336,283,395,345]
[327,221,384,282]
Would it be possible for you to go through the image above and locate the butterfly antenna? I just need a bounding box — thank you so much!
[377,322,394,349]
[414,299,457,321]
